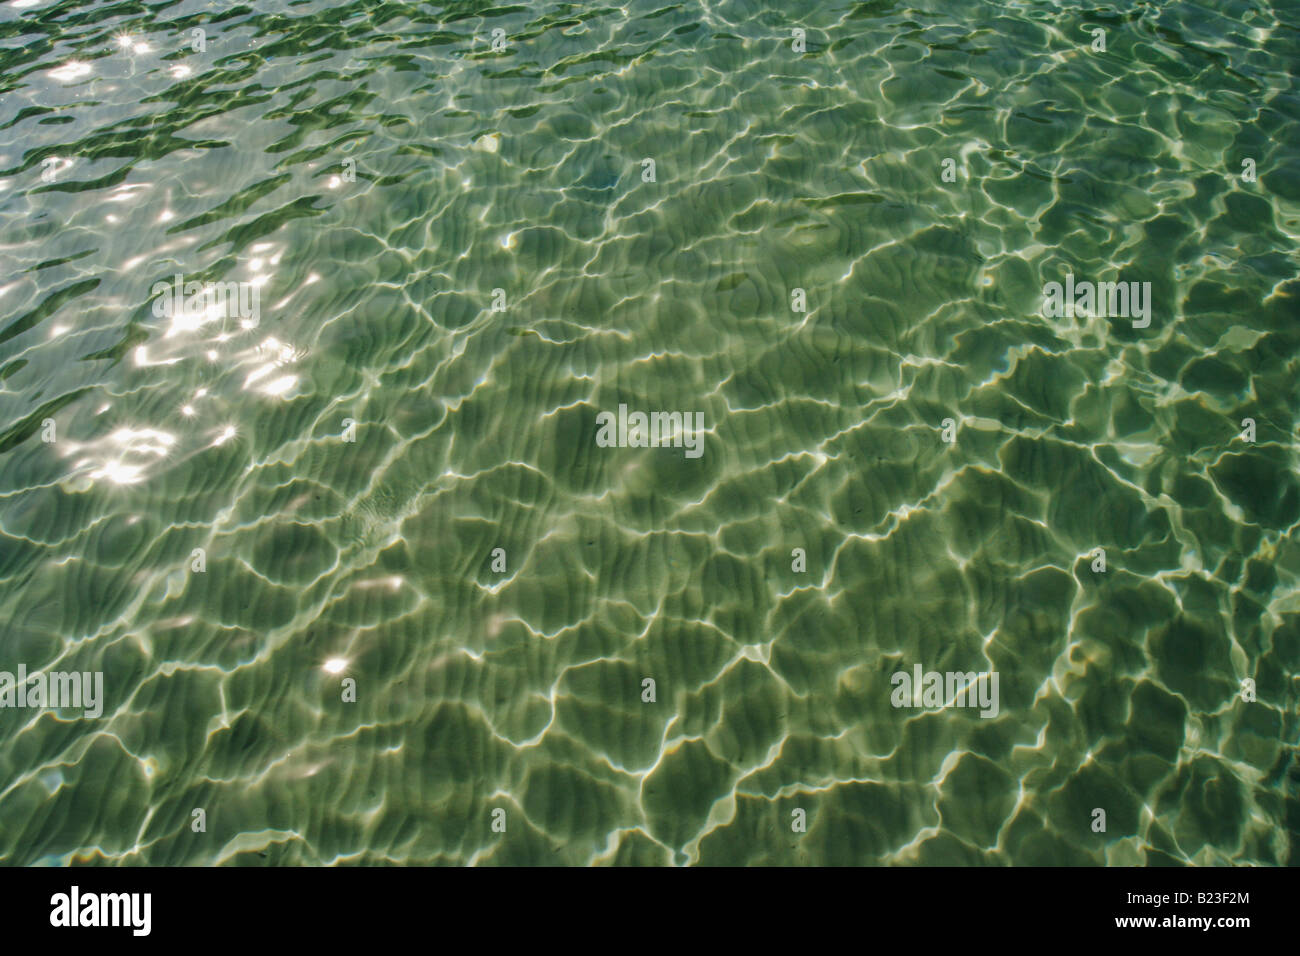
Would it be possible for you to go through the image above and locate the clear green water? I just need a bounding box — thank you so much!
[0,0,1297,866]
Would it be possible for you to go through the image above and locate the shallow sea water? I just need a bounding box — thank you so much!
[0,0,1298,865]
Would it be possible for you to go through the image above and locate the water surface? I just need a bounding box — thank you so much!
[0,0,1297,865]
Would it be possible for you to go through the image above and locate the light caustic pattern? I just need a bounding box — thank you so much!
[0,0,1297,865]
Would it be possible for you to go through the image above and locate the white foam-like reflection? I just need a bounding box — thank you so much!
[90,461,145,485]
[47,60,91,82]
[64,426,178,487]
[240,336,304,398]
